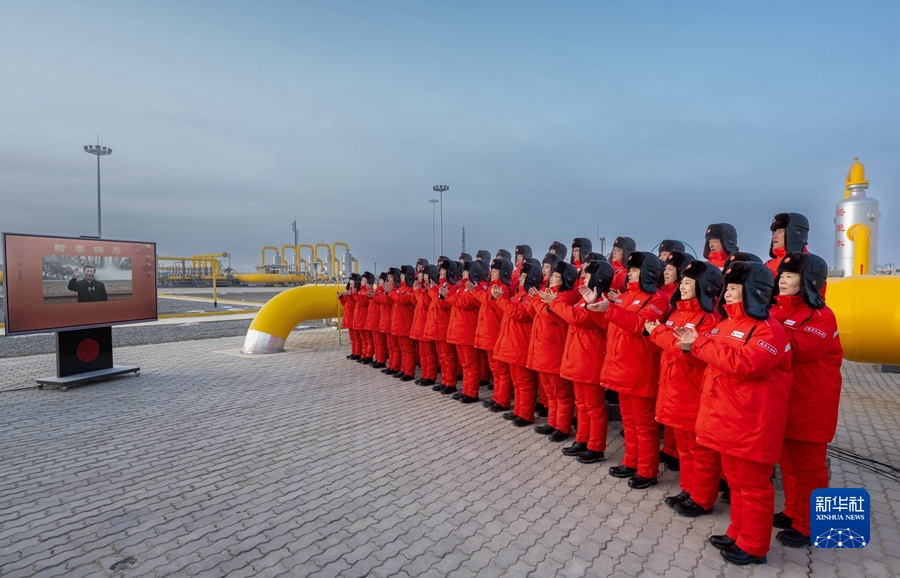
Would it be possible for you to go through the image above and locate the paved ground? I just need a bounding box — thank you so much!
[0,328,898,577]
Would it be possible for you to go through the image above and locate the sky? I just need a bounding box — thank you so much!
[1,1,898,273]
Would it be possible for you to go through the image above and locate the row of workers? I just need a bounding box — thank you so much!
[337,213,842,566]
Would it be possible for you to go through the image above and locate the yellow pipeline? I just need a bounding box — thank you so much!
[281,245,298,268]
[332,242,350,277]
[352,257,359,273]
[233,273,310,285]
[846,224,871,276]
[242,283,343,353]
[261,246,280,266]
[827,276,900,365]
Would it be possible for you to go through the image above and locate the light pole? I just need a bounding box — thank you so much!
[433,184,449,257]
[429,199,439,263]
[83,140,113,237]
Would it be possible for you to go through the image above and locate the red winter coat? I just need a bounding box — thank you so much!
[474,280,508,350]
[551,297,608,384]
[659,282,678,302]
[611,260,627,292]
[650,299,720,431]
[527,288,578,374]
[410,287,431,340]
[447,282,483,346]
[339,293,355,329]
[352,290,369,330]
[375,287,393,334]
[707,251,728,269]
[493,292,535,367]
[424,283,457,341]
[365,287,382,332]
[600,283,670,397]
[692,303,792,464]
[770,294,843,443]
[390,285,416,336]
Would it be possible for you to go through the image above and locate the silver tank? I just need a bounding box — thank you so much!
[834,184,880,276]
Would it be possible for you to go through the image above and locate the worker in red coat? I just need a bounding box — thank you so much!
[409,265,430,383]
[646,260,723,516]
[481,258,514,412]
[609,236,635,292]
[680,261,792,566]
[511,245,532,291]
[547,259,615,461]
[528,261,580,441]
[571,238,592,272]
[704,223,739,269]
[592,251,670,489]
[530,254,562,414]
[380,268,402,375]
[413,265,439,386]
[367,273,388,368]
[338,273,361,359]
[448,260,487,403]
[428,259,460,394]
[657,239,685,262]
[389,266,418,381]
[765,213,809,276]
[770,252,842,548]
[493,258,542,426]
[656,250,690,471]
[354,272,376,363]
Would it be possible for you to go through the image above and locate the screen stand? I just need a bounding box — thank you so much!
[36,327,140,391]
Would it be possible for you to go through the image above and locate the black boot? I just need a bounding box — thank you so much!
[441,385,457,395]
[776,528,810,548]
[502,412,517,420]
[709,535,735,550]
[576,450,606,464]
[418,378,435,386]
[627,475,658,489]
[533,424,555,435]
[548,430,571,443]
[608,465,637,478]
[664,491,690,508]
[460,395,480,404]
[562,442,588,456]
[772,511,793,529]
[489,404,511,413]
[720,544,766,566]
[675,498,713,517]
[512,416,533,427]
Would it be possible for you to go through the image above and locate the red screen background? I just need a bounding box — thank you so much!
[3,234,157,335]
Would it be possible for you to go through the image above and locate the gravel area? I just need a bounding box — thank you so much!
[156,299,260,316]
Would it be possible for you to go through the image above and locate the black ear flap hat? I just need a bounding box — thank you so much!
[362,271,376,286]
[704,223,739,258]
[542,252,560,269]
[769,212,810,257]
[515,245,533,261]
[776,252,827,309]
[440,260,458,284]
[553,261,578,292]
[725,251,763,267]
[584,259,615,294]
[386,267,400,285]
[400,265,416,287]
[520,259,543,292]
[549,241,568,260]
[464,260,484,284]
[349,272,362,285]
[613,236,636,263]
[571,237,593,264]
[476,250,492,262]
[676,260,723,312]
[459,252,473,263]
[625,251,663,293]
[718,261,774,320]
[378,272,389,282]
[659,239,686,255]
[495,249,512,261]
[416,258,429,269]
[491,257,514,286]
[423,264,438,282]
[664,250,690,278]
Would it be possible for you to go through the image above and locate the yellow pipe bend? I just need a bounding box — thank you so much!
[827,276,900,365]
[846,224,871,276]
[242,284,343,353]
[261,246,280,266]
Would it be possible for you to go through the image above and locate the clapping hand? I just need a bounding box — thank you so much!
[644,320,660,334]
[579,286,598,304]
[676,326,699,351]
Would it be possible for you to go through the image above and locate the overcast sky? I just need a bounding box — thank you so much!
[2,1,898,273]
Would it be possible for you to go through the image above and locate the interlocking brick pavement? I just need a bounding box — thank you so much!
[0,327,898,577]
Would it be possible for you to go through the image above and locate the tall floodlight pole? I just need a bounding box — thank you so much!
[83,140,113,237]
[433,184,449,256]
[429,199,439,263]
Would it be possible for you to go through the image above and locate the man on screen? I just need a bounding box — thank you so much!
[67,266,108,302]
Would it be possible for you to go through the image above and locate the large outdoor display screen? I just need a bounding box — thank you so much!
[2,233,157,335]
